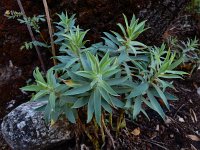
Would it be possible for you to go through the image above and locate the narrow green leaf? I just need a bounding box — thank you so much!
[46,68,55,87]
[130,41,147,48]
[49,92,56,111]
[98,87,113,106]
[65,57,79,68]
[33,90,48,101]
[159,74,182,79]
[51,110,61,123]
[104,32,120,45]
[110,96,124,108]
[44,103,51,124]
[147,90,165,119]
[94,89,102,126]
[33,67,46,84]
[100,81,119,96]
[87,91,95,123]
[99,52,109,69]
[103,69,120,79]
[124,98,131,108]
[102,99,112,113]
[59,96,76,106]
[117,23,126,36]
[64,108,76,123]
[64,84,91,95]
[102,37,117,48]
[169,57,183,70]
[118,50,128,64]
[80,54,90,70]
[76,71,94,79]
[107,76,128,86]
[164,92,178,100]
[127,82,149,98]
[132,96,142,119]
[152,83,169,109]
[72,97,89,108]
[34,103,47,111]
[20,85,42,92]
[165,70,187,75]
[141,109,150,120]
[123,62,132,80]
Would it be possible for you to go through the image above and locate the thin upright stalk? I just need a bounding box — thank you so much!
[102,114,116,149]
[16,0,46,72]
[78,118,100,150]
[116,110,124,136]
[42,0,57,65]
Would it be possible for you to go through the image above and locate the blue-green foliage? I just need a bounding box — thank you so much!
[166,36,200,73]
[21,12,187,126]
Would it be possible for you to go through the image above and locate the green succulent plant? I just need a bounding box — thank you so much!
[62,52,127,126]
[21,12,189,149]
[177,38,199,64]
[100,14,147,63]
[125,44,186,119]
[54,12,76,45]
[21,68,77,124]
[166,36,200,73]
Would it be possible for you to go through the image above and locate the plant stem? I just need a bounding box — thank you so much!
[39,31,48,45]
[109,114,113,128]
[100,115,105,147]
[116,110,124,136]
[42,0,57,65]
[81,121,100,150]
[102,114,116,149]
[16,0,46,72]
[93,118,99,138]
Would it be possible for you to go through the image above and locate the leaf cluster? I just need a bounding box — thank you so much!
[166,36,200,72]
[21,13,187,128]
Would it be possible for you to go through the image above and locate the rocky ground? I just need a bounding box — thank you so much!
[0,0,200,149]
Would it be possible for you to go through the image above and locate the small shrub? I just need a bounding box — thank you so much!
[166,36,200,73]
[21,12,187,149]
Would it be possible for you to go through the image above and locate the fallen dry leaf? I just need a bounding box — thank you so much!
[189,99,193,104]
[191,144,198,150]
[178,116,185,122]
[165,116,172,124]
[155,124,159,131]
[190,108,197,123]
[186,135,200,141]
[131,127,140,136]
[170,134,174,138]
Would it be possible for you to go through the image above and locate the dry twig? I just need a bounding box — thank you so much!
[42,0,57,65]
[142,138,168,150]
[102,115,116,149]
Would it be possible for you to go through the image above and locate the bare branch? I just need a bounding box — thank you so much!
[42,0,57,65]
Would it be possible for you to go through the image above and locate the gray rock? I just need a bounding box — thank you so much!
[1,101,73,150]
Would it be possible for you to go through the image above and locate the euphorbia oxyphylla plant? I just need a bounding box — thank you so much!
[125,44,187,119]
[21,12,188,149]
[63,52,126,126]
[166,36,200,74]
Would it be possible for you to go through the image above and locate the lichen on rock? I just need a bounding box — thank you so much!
[1,101,73,150]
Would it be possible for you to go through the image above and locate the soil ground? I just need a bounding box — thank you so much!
[0,0,200,149]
